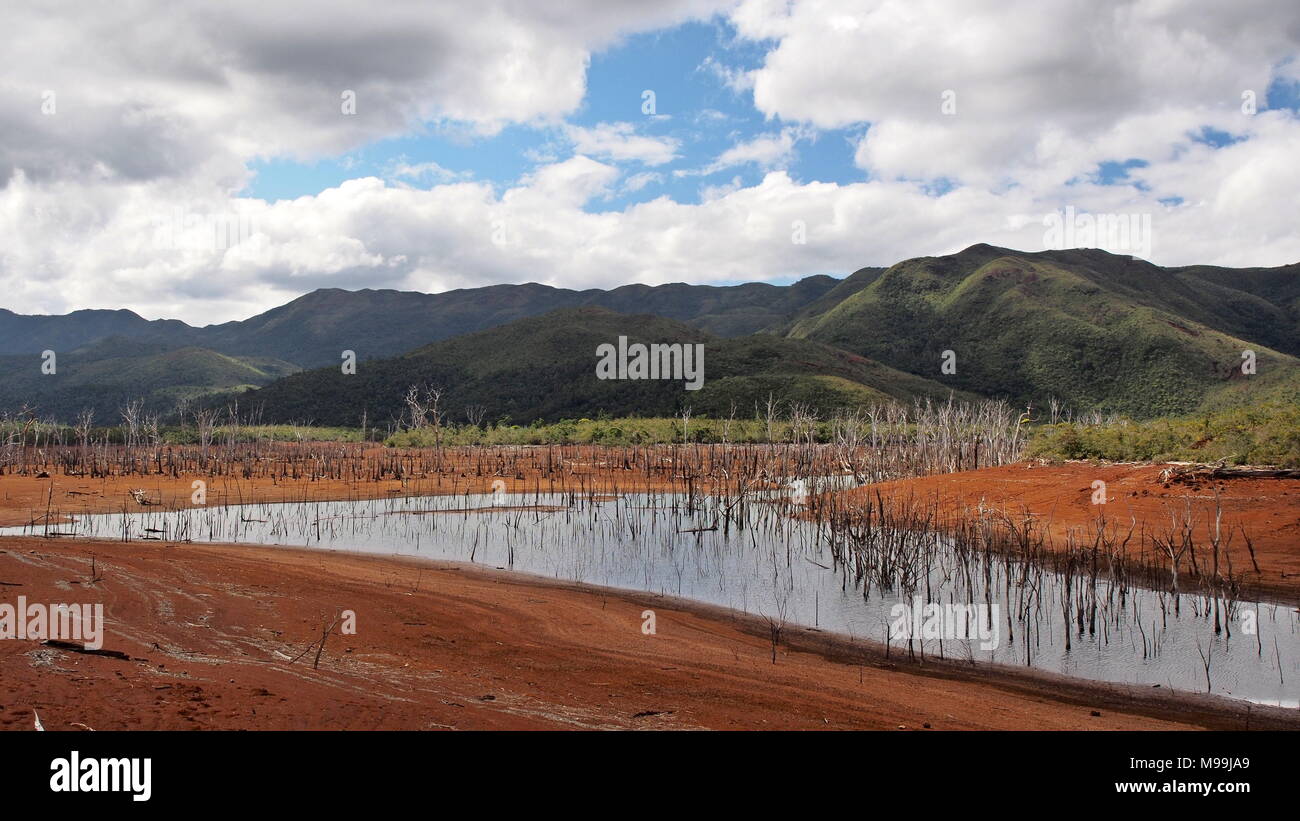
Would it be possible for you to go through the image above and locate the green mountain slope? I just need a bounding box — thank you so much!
[247,307,969,427]
[0,339,299,420]
[0,277,842,367]
[3,245,1296,423]
[791,245,1300,418]
[1172,261,1300,355]
[783,266,885,328]
[0,308,193,355]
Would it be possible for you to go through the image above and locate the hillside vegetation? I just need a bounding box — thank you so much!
[1026,402,1300,467]
[0,277,842,365]
[2,245,1297,424]
[790,245,1300,418]
[0,339,297,420]
[247,307,970,427]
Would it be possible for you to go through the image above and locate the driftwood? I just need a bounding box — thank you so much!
[1159,464,1300,484]
[286,612,341,670]
[677,523,718,533]
[41,639,131,661]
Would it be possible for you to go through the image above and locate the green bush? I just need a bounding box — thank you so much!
[1026,402,1300,467]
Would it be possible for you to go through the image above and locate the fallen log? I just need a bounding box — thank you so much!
[40,640,132,661]
[1159,464,1300,483]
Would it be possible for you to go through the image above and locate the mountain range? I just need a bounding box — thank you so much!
[1,245,1295,423]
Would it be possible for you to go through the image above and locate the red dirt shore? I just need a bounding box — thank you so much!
[2,537,1293,731]
[0,453,700,530]
[849,462,1300,604]
[1,461,1297,730]
[0,474,447,528]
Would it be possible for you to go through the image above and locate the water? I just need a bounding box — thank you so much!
[4,491,1296,707]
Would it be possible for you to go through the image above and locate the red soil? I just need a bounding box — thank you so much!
[1,457,1296,730]
[848,462,1300,603]
[2,537,1291,731]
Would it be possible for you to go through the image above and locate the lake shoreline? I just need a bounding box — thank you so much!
[1,534,1296,731]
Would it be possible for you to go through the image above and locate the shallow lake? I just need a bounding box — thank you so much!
[4,490,1296,707]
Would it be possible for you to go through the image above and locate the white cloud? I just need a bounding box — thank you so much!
[622,171,663,193]
[2,0,1299,327]
[12,131,1299,326]
[0,0,731,185]
[511,156,621,207]
[565,122,681,166]
[712,128,803,170]
[388,160,470,184]
[0,0,731,320]
[698,55,755,94]
[679,126,807,177]
[730,0,1300,189]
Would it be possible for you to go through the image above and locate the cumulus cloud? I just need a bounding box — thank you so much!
[565,122,681,166]
[2,0,1298,326]
[0,0,730,321]
[15,134,1299,326]
[731,0,1300,187]
[678,126,807,177]
[388,160,471,185]
[1,0,729,181]
[698,55,755,94]
[711,127,804,170]
[622,171,664,193]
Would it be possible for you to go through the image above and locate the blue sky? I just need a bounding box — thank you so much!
[243,19,865,212]
[239,13,1300,236]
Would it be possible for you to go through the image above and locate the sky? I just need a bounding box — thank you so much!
[3,0,1300,325]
